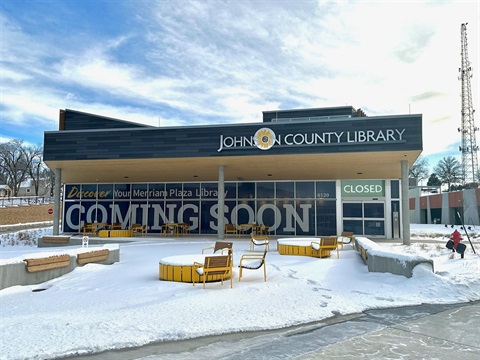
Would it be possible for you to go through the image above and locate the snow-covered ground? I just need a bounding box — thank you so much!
[1,224,479,360]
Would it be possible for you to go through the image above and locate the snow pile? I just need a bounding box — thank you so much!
[0,224,479,360]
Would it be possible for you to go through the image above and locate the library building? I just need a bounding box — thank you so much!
[43,106,422,239]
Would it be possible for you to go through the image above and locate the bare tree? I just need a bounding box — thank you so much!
[409,155,430,185]
[27,145,46,196]
[44,167,55,196]
[433,156,463,191]
[0,140,33,196]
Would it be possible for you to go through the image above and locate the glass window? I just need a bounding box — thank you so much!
[65,184,81,200]
[364,220,385,236]
[114,184,131,199]
[81,184,98,200]
[131,184,148,199]
[343,203,362,217]
[391,180,399,199]
[200,201,216,234]
[343,219,363,234]
[81,201,97,222]
[98,184,113,200]
[316,199,336,236]
[166,183,183,199]
[364,203,384,218]
[225,182,236,199]
[295,199,315,235]
[276,182,294,199]
[96,201,111,224]
[295,181,314,199]
[236,200,256,225]
[63,202,81,232]
[256,200,276,234]
[316,181,336,199]
[200,183,218,199]
[238,182,255,199]
[179,200,200,233]
[276,200,295,236]
[183,183,200,199]
[257,182,274,198]
[148,183,165,199]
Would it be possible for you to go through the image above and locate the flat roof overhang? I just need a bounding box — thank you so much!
[45,150,421,183]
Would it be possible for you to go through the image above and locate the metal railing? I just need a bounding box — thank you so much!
[0,196,54,207]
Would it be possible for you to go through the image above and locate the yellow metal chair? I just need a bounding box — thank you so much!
[131,224,146,236]
[238,250,267,282]
[81,223,97,235]
[337,231,354,249]
[311,237,339,258]
[250,233,270,251]
[259,225,270,235]
[180,223,190,235]
[224,223,238,237]
[193,255,233,288]
[110,223,122,230]
[202,241,234,265]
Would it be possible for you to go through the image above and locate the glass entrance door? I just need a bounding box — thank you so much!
[342,201,385,236]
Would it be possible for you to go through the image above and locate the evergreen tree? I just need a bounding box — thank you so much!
[426,173,442,187]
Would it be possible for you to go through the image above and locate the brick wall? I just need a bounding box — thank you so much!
[0,204,61,225]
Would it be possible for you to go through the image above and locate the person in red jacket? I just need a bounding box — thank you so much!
[447,229,466,258]
[450,229,462,249]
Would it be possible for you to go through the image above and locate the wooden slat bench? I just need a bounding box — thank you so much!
[24,254,71,273]
[41,236,70,244]
[77,249,110,265]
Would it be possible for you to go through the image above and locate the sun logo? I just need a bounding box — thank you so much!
[254,128,276,150]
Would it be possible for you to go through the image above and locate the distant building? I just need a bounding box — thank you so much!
[0,185,12,197]
[409,188,480,225]
[16,180,50,197]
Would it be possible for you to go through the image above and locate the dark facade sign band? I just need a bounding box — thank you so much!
[218,127,406,152]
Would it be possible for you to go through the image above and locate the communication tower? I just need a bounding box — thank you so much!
[458,23,478,184]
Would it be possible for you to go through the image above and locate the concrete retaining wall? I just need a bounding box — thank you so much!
[0,245,120,290]
[38,236,133,247]
[355,237,434,278]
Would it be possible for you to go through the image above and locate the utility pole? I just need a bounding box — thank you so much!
[458,23,479,185]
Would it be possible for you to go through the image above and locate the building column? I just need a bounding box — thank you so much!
[426,195,432,224]
[53,168,62,235]
[463,188,480,225]
[401,160,410,245]
[441,192,450,224]
[218,165,225,239]
[385,180,392,240]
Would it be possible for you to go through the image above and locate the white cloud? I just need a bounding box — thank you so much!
[0,0,478,165]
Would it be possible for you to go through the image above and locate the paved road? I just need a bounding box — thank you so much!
[64,300,480,360]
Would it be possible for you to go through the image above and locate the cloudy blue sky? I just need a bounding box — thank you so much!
[1,0,478,170]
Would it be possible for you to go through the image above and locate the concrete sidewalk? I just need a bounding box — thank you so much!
[65,301,480,360]
[296,300,480,360]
